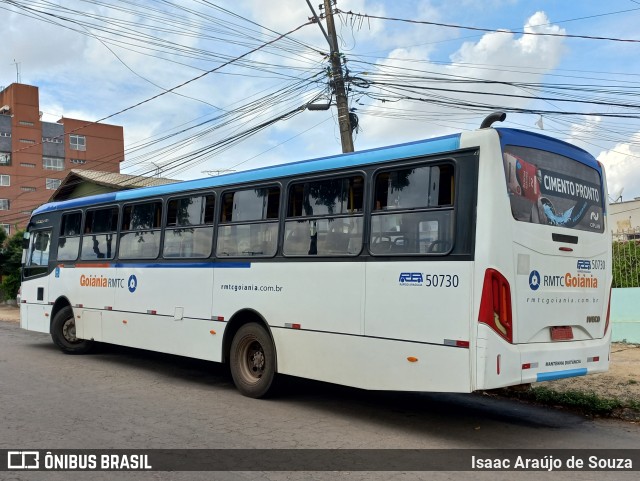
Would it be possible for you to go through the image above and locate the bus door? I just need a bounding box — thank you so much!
[21,227,53,332]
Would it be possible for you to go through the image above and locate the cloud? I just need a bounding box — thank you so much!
[563,117,640,201]
[352,11,566,148]
[597,135,640,201]
[0,10,87,86]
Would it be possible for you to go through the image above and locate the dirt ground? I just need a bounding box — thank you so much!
[1,304,637,404]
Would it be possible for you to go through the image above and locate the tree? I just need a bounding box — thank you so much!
[0,229,24,301]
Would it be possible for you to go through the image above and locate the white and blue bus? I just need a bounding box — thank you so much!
[20,114,612,398]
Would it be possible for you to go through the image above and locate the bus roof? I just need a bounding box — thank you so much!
[32,127,599,215]
[34,132,461,215]
[496,128,600,172]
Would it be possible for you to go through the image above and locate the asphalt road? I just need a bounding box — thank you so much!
[1,320,638,481]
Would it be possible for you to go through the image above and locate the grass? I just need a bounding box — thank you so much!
[529,387,622,414]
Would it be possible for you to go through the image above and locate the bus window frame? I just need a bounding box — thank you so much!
[56,209,83,262]
[215,183,281,259]
[118,198,164,261]
[80,204,120,262]
[162,191,216,260]
[282,171,366,258]
[368,158,457,257]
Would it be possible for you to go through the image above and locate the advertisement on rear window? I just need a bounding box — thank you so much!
[503,145,604,233]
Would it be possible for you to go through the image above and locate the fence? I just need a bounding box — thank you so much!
[611,228,640,342]
[612,228,640,288]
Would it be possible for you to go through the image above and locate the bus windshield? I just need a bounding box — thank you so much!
[503,145,604,233]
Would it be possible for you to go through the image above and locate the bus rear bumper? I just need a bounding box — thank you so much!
[476,324,611,390]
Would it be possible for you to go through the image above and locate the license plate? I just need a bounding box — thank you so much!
[551,326,574,341]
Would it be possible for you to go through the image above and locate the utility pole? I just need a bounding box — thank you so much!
[318,0,354,153]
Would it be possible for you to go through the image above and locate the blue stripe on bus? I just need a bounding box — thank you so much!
[112,262,251,269]
[33,134,461,215]
[536,368,587,382]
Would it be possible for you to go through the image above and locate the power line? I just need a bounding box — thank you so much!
[335,9,640,43]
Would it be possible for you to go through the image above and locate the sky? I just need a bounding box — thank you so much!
[2,0,640,202]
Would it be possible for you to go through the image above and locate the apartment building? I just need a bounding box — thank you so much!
[0,83,124,234]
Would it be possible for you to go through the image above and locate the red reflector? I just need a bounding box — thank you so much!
[292,323,301,330]
[497,354,501,375]
[594,356,599,362]
[559,247,573,252]
[522,363,531,370]
[147,310,157,315]
[456,340,469,348]
[551,326,574,341]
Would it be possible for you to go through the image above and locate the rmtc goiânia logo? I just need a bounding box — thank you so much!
[529,269,598,290]
[78,274,138,293]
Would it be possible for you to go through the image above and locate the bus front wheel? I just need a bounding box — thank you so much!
[51,306,94,354]
[230,323,277,398]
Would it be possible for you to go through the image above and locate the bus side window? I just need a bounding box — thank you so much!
[216,187,279,257]
[163,194,214,259]
[119,201,162,259]
[57,212,82,261]
[81,207,118,260]
[283,175,364,257]
[370,163,454,255]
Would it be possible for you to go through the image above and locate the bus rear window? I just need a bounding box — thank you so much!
[503,146,604,233]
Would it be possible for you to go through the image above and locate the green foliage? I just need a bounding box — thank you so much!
[500,385,640,418]
[612,241,640,288]
[0,272,21,300]
[530,387,622,415]
[0,229,25,300]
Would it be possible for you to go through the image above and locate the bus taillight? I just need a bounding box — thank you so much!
[479,269,513,343]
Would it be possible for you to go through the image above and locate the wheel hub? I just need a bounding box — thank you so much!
[247,342,265,378]
[62,319,78,343]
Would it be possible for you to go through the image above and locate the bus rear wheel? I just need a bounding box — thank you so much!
[51,306,94,354]
[230,323,277,398]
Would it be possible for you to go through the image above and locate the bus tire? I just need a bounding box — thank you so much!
[51,306,94,354]
[230,323,277,398]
